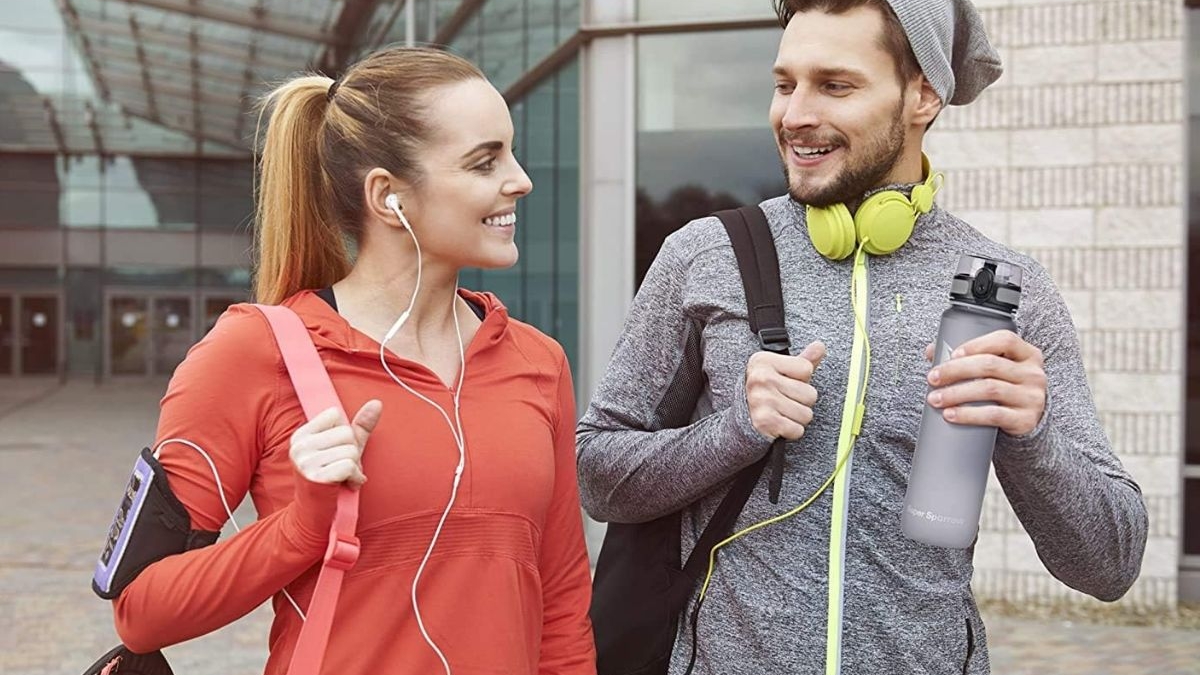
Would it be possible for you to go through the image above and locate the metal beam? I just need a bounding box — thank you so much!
[316,0,385,75]
[502,32,584,104]
[40,98,71,156]
[190,28,204,140]
[73,13,303,72]
[83,101,107,156]
[128,16,161,120]
[118,0,339,45]
[233,41,260,144]
[58,0,112,100]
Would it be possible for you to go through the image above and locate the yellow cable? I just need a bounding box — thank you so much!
[695,239,874,607]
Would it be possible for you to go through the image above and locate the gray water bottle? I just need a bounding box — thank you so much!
[902,255,1023,549]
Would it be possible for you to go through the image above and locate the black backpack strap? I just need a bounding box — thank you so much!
[717,206,790,504]
[717,206,789,354]
[679,206,791,581]
[719,207,791,504]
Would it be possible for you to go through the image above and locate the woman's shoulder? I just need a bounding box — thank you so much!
[505,317,567,368]
[181,303,285,377]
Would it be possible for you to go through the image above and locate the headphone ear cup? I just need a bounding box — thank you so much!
[855,191,917,256]
[806,203,856,260]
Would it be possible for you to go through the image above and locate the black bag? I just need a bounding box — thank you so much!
[590,206,791,675]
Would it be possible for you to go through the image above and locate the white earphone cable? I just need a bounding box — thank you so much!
[381,198,467,675]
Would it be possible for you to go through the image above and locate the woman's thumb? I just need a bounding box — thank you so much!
[352,399,383,445]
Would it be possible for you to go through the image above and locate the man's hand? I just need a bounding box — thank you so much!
[745,341,826,440]
[924,330,1046,436]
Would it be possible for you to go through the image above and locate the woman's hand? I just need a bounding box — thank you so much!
[289,400,382,488]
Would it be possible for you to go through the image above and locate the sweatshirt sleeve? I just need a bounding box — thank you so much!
[537,352,597,675]
[113,305,341,653]
[576,228,772,524]
[992,266,1148,602]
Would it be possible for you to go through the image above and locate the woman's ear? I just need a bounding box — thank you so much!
[362,167,412,229]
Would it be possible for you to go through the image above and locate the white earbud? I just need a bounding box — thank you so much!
[385,193,413,231]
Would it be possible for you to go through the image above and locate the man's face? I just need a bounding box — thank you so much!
[769,6,912,207]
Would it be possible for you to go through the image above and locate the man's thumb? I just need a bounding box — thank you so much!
[800,341,827,369]
[352,399,383,445]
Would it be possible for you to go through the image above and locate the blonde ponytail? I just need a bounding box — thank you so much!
[253,76,350,305]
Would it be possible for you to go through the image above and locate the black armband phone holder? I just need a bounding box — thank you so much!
[91,447,219,600]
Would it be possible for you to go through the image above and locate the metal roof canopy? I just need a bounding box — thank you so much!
[55,0,395,153]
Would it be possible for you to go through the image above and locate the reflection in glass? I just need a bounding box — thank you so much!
[109,296,148,375]
[635,29,785,285]
[153,297,191,375]
[20,296,58,374]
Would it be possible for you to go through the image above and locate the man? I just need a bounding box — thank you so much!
[576,0,1148,673]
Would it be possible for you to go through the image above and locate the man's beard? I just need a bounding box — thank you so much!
[780,100,907,208]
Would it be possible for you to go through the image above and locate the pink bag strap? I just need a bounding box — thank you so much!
[255,304,360,675]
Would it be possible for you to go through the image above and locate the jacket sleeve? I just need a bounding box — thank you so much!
[113,305,341,653]
[993,266,1148,602]
[537,351,597,674]
[576,230,772,524]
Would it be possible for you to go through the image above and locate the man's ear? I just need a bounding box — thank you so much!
[910,76,943,127]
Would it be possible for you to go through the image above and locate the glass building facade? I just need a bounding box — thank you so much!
[0,0,1193,607]
[0,0,580,378]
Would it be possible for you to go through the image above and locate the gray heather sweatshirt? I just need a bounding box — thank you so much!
[576,194,1148,675]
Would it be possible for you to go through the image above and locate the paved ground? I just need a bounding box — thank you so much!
[1,379,1197,674]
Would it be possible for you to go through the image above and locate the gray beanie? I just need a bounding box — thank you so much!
[884,0,1003,105]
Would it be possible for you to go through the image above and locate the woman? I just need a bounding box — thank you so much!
[111,47,595,674]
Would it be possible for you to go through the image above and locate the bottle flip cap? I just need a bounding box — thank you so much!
[949,254,1022,314]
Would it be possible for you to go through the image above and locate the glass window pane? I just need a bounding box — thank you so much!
[0,294,12,375]
[635,29,785,285]
[109,295,148,376]
[152,296,192,375]
[481,0,524,91]
[637,0,773,22]
[558,0,581,44]
[0,154,61,227]
[555,58,580,370]
[520,80,556,334]
[65,268,102,374]
[199,159,254,231]
[449,15,481,63]
[528,0,559,69]
[20,295,59,375]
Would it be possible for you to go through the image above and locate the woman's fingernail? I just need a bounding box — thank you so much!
[928,391,943,406]
[944,408,957,421]
[928,369,940,384]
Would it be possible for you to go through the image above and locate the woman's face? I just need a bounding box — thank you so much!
[397,78,533,271]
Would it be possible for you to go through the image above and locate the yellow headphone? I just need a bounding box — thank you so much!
[805,154,943,260]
